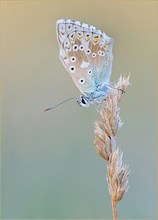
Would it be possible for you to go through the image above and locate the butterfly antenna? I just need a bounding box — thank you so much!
[43,97,77,112]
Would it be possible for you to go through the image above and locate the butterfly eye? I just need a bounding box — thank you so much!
[92,52,96,58]
[69,66,76,73]
[73,44,79,51]
[81,97,87,105]
[79,78,85,84]
[79,45,84,50]
[70,56,76,62]
[88,70,92,75]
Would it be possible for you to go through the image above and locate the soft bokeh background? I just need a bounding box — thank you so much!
[1,0,157,219]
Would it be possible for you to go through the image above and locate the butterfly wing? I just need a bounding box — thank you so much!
[56,19,113,95]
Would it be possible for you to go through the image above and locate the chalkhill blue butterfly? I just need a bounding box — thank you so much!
[44,19,114,111]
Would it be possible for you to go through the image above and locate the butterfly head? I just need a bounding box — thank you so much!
[77,95,90,108]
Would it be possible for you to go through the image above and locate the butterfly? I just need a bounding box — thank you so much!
[56,19,114,108]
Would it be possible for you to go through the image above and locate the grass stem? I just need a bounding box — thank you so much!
[112,200,118,220]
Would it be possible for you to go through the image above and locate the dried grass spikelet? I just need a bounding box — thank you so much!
[94,75,130,219]
[95,75,130,160]
[107,149,130,203]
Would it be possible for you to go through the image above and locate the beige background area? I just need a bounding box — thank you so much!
[1,0,157,219]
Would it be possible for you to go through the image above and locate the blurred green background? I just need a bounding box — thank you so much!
[1,0,157,219]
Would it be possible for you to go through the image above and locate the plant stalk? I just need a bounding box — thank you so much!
[112,200,118,220]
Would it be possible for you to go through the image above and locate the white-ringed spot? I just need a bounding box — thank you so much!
[70,56,76,62]
[73,44,79,51]
[88,70,92,75]
[79,78,85,84]
[98,51,102,56]
[87,49,91,55]
[69,66,76,73]
[101,51,105,56]
[92,52,96,58]
[79,45,84,51]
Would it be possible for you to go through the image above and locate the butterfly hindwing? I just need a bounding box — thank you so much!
[56,19,113,95]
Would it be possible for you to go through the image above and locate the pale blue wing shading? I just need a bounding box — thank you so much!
[56,19,113,95]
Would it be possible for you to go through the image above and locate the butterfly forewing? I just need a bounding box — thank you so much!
[56,19,113,95]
